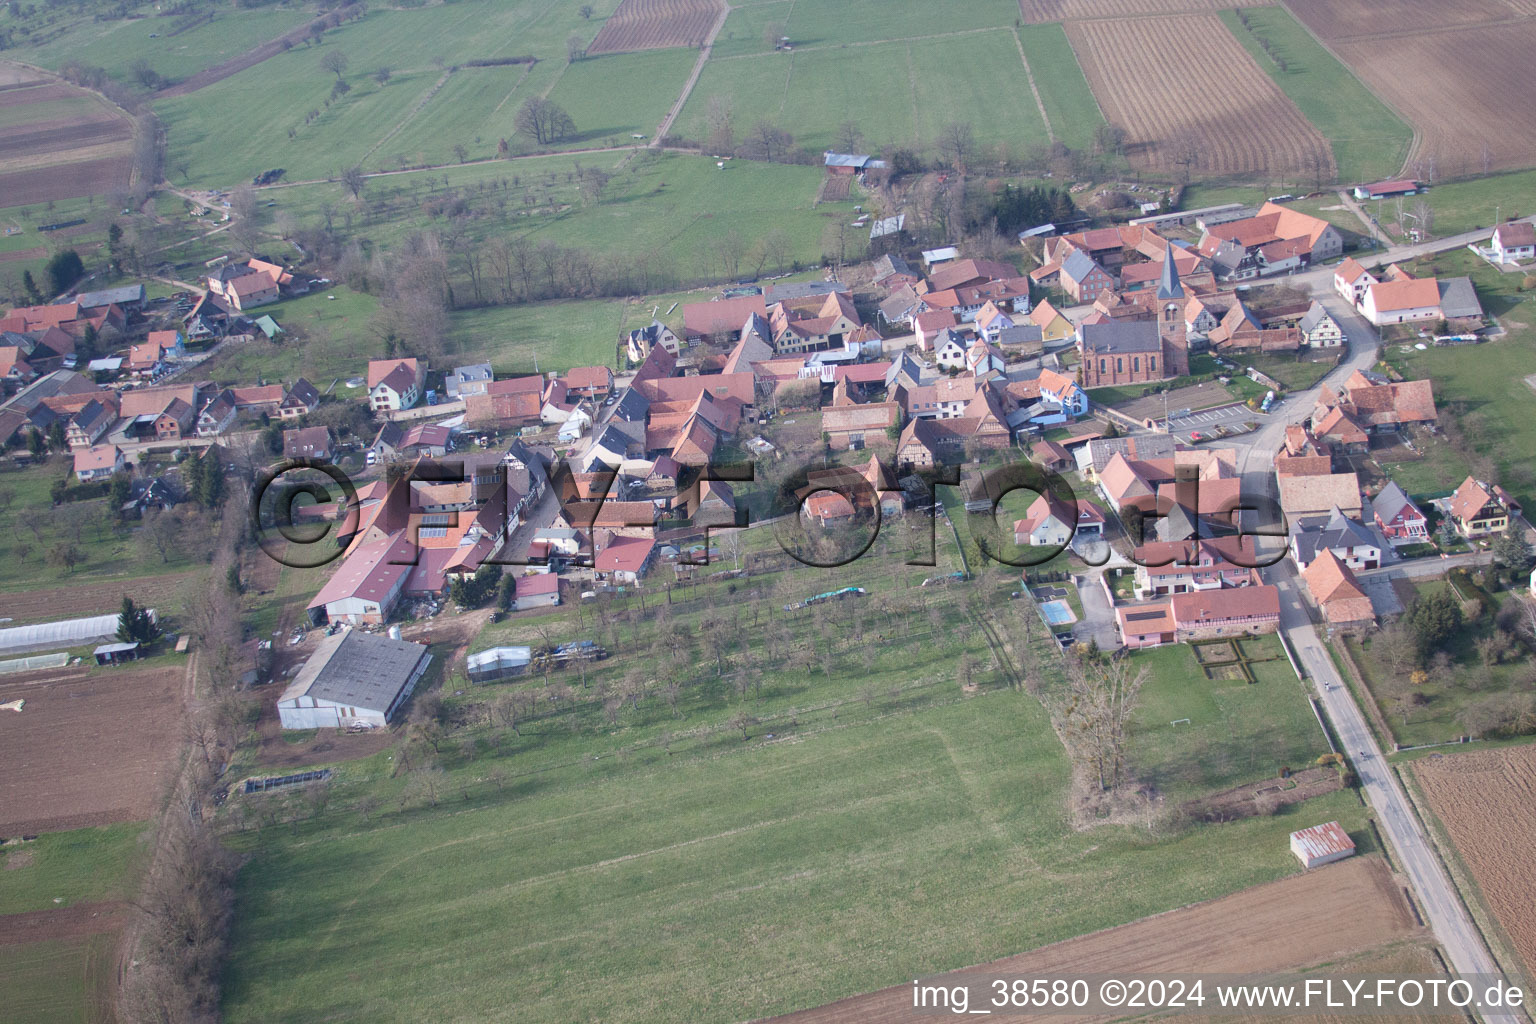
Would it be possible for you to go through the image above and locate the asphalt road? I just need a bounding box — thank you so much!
[1221,231,1528,1018]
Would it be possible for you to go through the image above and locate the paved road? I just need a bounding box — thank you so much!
[1219,246,1527,1017]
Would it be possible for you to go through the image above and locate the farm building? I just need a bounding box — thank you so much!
[276,629,431,730]
[93,641,141,665]
[466,646,531,684]
[514,572,560,611]
[1352,180,1419,201]
[1290,821,1356,869]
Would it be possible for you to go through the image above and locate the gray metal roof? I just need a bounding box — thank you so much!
[1371,480,1415,523]
[1437,276,1483,319]
[1060,248,1099,283]
[869,214,905,240]
[75,284,145,308]
[282,630,429,714]
[1290,506,1380,564]
[1080,320,1161,355]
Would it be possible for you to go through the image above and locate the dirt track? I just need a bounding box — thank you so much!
[0,663,186,836]
[763,856,1415,1023]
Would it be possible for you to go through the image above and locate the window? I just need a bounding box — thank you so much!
[1149,356,1157,372]
[1116,358,1123,373]
[1099,359,1106,373]
[1132,357,1140,372]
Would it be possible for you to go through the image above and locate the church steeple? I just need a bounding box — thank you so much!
[1156,245,1184,300]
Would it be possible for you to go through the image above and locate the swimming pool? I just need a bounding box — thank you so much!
[1040,599,1077,626]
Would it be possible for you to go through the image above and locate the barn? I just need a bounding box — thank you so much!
[276,629,431,730]
[1289,821,1356,869]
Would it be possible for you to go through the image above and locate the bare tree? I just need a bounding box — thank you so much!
[1062,654,1149,791]
[705,94,734,154]
[373,66,392,85]
[515,97,576,146]
[319,50,350,80]
[341,165,367,199]
[763,21,785,49]
[835,120,864,153]
[937,121,975,172]
[566,32,586,63]
[744,119,791,162]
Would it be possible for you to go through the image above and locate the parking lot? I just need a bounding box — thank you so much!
[1166,402,1264,441]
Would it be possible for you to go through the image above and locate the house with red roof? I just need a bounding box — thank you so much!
[73,443,124,482]
[683,294,768,343]
[367,358,425,411]
[1448,476,1520,537]
[514,572,560,610]
[465,375,543,429]
[594,536,656,584]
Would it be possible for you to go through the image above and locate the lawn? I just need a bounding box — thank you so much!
[0,823,149,915]
[1343,577,1536,749]
[451,296,627,375]
[546,49,698,150]
[197,287,382,389]
[1017,23,1106,154]
[1125,636,1329,802]
[1218,8,1412,186]
[675,32,1049,155]
[1242,351,1343,392]
[1416,168,1536,236]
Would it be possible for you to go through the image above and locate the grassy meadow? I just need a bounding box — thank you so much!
[1017,23,1107,153]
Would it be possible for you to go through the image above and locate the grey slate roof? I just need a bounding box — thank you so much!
[1290,506,1380,564]
[996,323,1043,346]
[611,388,650,423]
[1155,246,1184,300]
[1080,320,1161,355]
[1299,301,1335,334]
[1371,480,1417,523]
[1437,276,1483,319]
[284,630,429,715]
[1060,248,1100,284]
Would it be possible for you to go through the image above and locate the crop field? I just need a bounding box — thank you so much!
[0,930,120,1024]
[0,65,133,207]
[546,49,701,148]
[1410,745,1536,979]
[1218,7,1412,185]
[1286,0,1536,175]
[0,662,186,835]
[766,855,1414,1023]
[1021,0,1270,21]
[1065,15,1334,179]
[676,32,1049,155]
[587,0,723,54]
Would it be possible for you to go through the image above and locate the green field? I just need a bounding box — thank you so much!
[0,824,148,915]
[1219,8,1412,186]
[1017,24,1107,153]
[676,32,1050,155]
[1125,637,1328,801]
[216,518,1372,1023]
[706,0,1020,59]
[14,7,313,86]
[222,661,1366,1022]
[1416,168,1536,236]
[131,0,675,188]
[0,933,116,1024]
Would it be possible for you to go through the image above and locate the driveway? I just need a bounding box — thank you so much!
[1072,571,1120,652]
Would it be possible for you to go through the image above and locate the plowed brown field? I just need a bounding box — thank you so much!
[1021,0,1268,22]
[0,662,186,836]
[587,0,722,54]
[766,855,1416,1023]
[1065,15,1334,179]
[1285,0,1536,174]
[0,63,134,205]
[1410,745,1536,979]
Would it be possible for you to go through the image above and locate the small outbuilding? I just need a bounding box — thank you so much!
[277,628,431,730]
[514,572,560,611]
[1289,821,1355,869]
[466,646,532,683]
[93,641,141,665]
